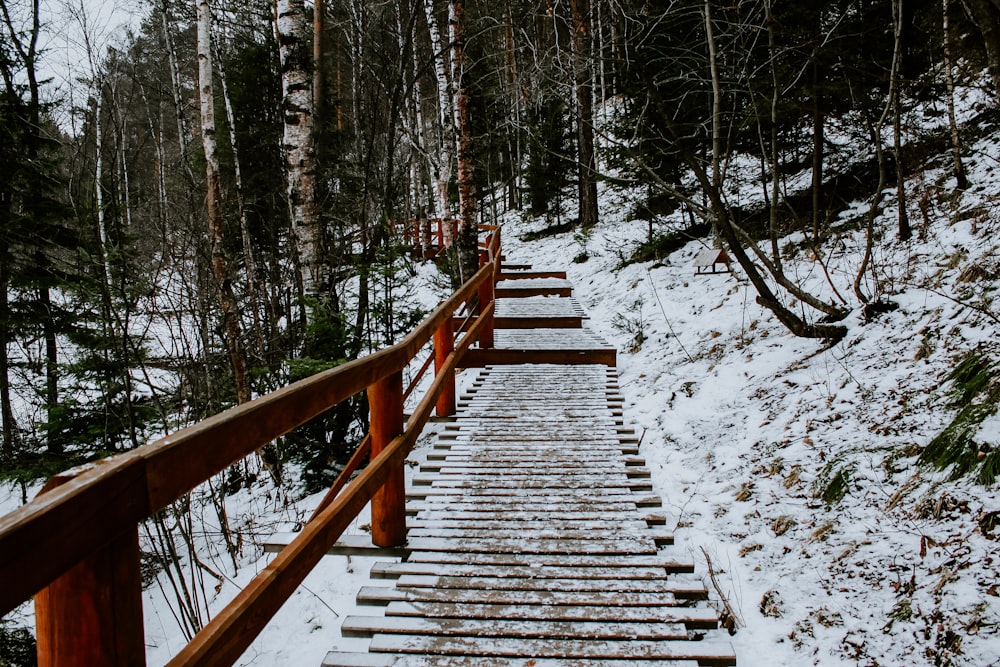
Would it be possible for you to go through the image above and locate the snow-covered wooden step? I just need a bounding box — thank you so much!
[494,277,574,297]
[378,600,715,626]
[368,560,695,580]
[340,615,689,640]
[324,652,700,666]
[362,635,736,665]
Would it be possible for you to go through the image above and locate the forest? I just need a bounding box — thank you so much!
[2,0,1000,663]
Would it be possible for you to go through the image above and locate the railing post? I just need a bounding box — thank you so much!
[434,316,456,417]
[33,479,145,667]
[367,370,406,547]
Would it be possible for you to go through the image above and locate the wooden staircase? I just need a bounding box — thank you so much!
[324,263,737,666]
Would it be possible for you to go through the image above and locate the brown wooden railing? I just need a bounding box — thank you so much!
[395,217,460,258]
[0,227,501,667]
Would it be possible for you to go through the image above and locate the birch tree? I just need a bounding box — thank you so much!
[277,0,322,298]
[196,0,250,404]
[422,0,455,220]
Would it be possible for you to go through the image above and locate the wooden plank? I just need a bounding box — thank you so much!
[410,509,639,520]
[493,316,583,329]
[381,601,717,627]
[395,536,659,555]
[366,635,737,665]
[407,487,639,498]
[407,519,651,532]
[324,653,700,667]
[410,474,644,488]
[405,528,673,547]
[423,452,640,463]
[494,286,573,298]
[403,551,684,569]
[408,501,642,514]
[357,586,681,607]
[341,615,688,640]
[324,654,699,667]
[368,562,690,580]
[392,575,702,596]
[462,348,617,367]
[497,271,567,280]
[408,478,653,492]
[418,465,650,479]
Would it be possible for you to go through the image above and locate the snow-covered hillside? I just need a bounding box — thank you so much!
[499,151,1000,664]
[4,92,1000,667]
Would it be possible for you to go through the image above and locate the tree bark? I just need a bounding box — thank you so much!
[278,0,323,296]
[571,0,599,228]
[943,0,969,190]
[0,253,14,458]
[891,0,911,242]
[424,0,455,219]
[196,0,251,405]
[450,0,479,281]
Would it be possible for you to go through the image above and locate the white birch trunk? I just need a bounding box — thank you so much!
[277,0,323,296]
[423,0,455,219]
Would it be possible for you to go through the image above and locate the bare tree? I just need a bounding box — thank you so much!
[571,0,598,228]
[196,0,250,405]
[450,0,478,281]
[943,0,968,190]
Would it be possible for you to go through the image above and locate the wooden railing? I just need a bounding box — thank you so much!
[0,227,501,667]
[395,217,460,258]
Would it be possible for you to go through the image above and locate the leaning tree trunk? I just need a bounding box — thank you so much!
[702,0,845,340]
[571,0,599,228]
[278,0,323,297]
[196,0,250,406]
[450,0,479,281]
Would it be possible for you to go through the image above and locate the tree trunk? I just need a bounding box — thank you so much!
[967,0,1000,99]
[812,62,825,240]
[701,1,845,340]
[891,0,911,242]
[159,0,197,186]
[0,253,14,458]
[943,0,969,190]
[423,0,455,219]
[213,29,266,358]
[450,0,479,281]
[196,0,251,405]
[278,0,323,296]
[571,0,598,228]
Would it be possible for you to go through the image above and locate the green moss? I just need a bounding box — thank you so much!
[920,352,1000,485]
[813,461,852,507]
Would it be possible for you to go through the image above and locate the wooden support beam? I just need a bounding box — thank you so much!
[494,286,573,298]
[368,371,406,547]
[34,477,145,667]
[461,348,616,367]
[434,318,455,417]
[498,271,568,280]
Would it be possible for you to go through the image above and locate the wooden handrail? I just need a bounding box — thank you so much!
[0,226,501,666]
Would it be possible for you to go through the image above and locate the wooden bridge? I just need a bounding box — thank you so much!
[0,227,736,666]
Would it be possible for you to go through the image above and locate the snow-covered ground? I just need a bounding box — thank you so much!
[5,102,1000,667]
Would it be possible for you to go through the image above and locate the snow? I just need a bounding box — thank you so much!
[5,86,1000,667]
